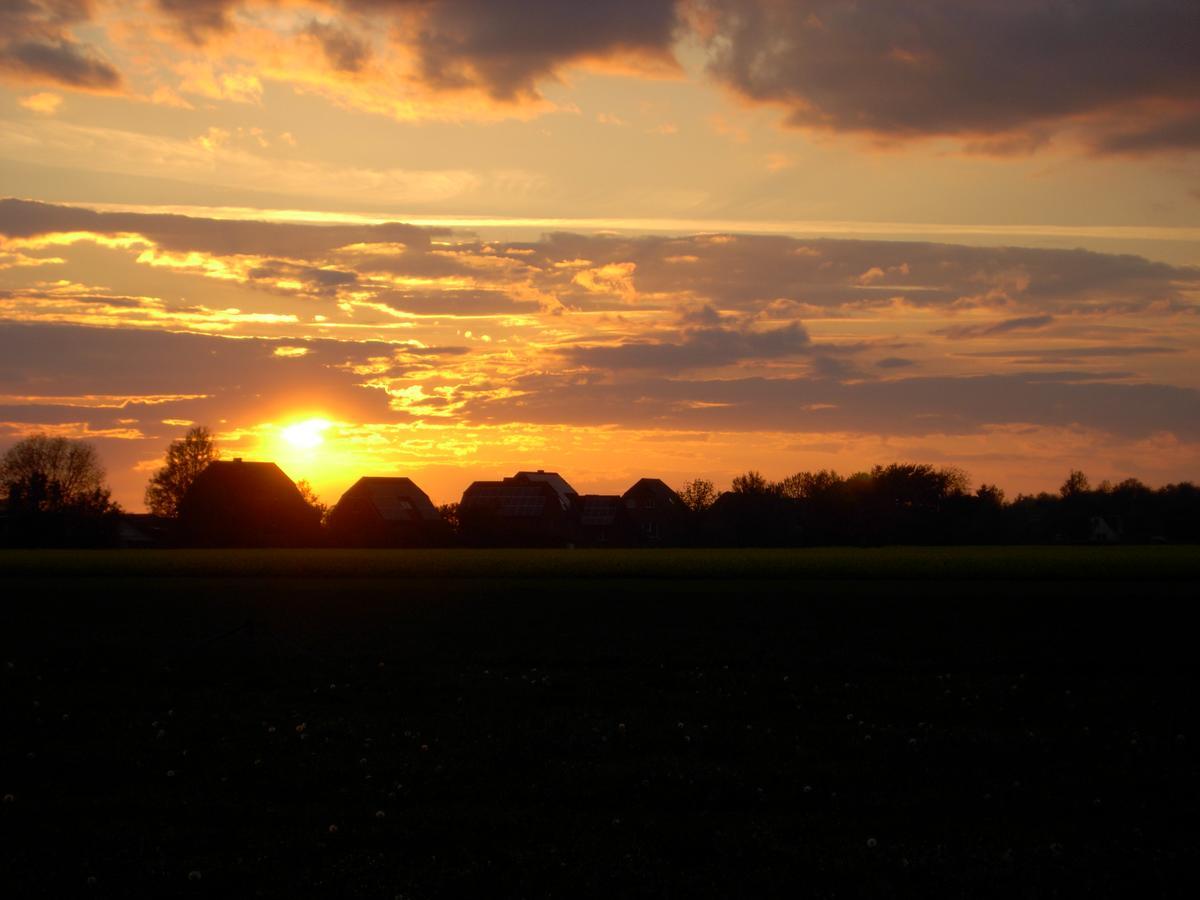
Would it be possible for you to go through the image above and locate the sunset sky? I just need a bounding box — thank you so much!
[1,0,1198,509]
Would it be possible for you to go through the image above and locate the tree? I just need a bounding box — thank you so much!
[295,479,330,525]
[1060,469,1090,498]
[1,435,114,513]
[1,434,120,545]
[677,478,716,513]
[777,469,843,500]
[438,502,460,533]
[144,426,219,517]
[731,470,775,495]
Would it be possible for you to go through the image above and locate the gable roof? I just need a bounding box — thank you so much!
[461,481,558,518]
[508,470,577,509]
[623,478,684,507]
[182,460,306,508]
[177,459,320,545]
[338,476,440,523]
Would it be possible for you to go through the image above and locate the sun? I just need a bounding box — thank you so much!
[281,417,332,450]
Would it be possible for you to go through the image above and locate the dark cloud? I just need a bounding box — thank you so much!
[305,19,371,73]
[375,290,540,316]
[560,322,811,371]
[0,321,398,423]
[962,346,1185,363]
[876,357,915,369]
[530,231,1200,315]
[155,0,239,44]
[0,1,120,89]
[1092,112,1200,156]
[368,0,682,101]
[6,201,1200,325]
[699,0,1200,153]
[461,370,1200,441]
[246,260,360,297]
[937,314,1055,340]
[0,199,440,258]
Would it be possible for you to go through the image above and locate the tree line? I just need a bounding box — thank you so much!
[2,428,1197,547]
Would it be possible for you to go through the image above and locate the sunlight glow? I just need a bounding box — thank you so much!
[281,417,332,450]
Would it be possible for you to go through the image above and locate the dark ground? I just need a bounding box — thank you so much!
[2,552,1199,897]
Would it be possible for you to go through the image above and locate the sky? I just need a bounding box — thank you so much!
[1,0,1198,509]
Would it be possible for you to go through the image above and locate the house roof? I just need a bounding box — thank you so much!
[623,478,684,506]
[182,460,304,507]
[508,470,577,509]
[338,476,440,523]
[177,459,319,543]
[461,481,555,518]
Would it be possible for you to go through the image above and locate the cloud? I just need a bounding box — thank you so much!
[18,91,63,114]
[0,198,439,258]
[374,0,682,101]
[560,321,812,371]
[936,314,1055,340]
[961,345,1185,364]
[155,0,239,44]
[304,20,371,74]
[0,1,120,89]
[698,0,1200,154]
[460,370,1200,441]
[0,321,397,423]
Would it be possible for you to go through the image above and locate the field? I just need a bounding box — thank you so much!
[2,547,1199,897]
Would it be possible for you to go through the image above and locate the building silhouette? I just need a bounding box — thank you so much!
[327,476,448,546]
[177,459,321,547]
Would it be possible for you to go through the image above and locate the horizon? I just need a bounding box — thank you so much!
[2,1,1198,512]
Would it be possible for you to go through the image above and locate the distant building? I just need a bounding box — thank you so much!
[577,494,637,547]
[704,490,798,547]
[1089,515,1120,543]
[511,470,578,509]
[177,459,322,547]
[459,471,577,546]
[327,476,448,547]
[116,513,172,548]
[622,478,689,545]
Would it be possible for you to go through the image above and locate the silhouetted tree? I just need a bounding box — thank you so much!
[731,470,775,495]
[1,434,120,545]
[677,478,716,513]
[1060,470,1090,498]
[438,502,460,534]
[145,426,219,517]
[777,469,842,501]
[295,479,330,525]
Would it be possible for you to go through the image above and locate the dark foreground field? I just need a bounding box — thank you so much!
[2,548,1199,898]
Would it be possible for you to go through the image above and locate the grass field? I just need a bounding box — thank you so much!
[2,544,1197,580]
[2,548,1199,897]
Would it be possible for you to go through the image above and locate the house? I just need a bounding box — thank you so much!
[177,459,322,547]
[116,513,172,548]
[577,494,637,547]
[622,478,689,545]
[458,471,577,546]
[511,470,578,509]
[703,490,798,547]
[327,476,448,546]
[1089,515,1120,543]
